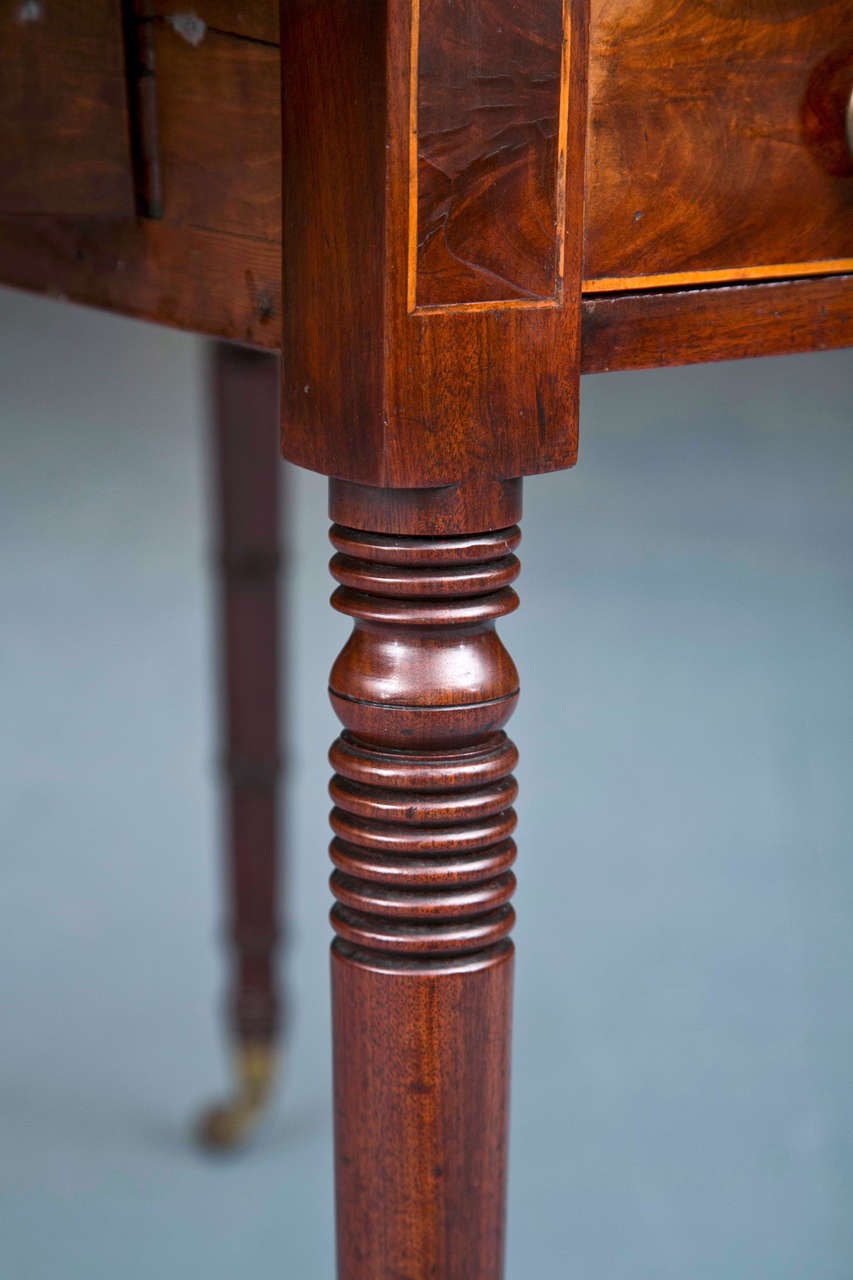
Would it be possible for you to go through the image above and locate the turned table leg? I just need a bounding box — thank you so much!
[280,0,587,1259]
[198,343,284,1149]
[327,480,521,1278]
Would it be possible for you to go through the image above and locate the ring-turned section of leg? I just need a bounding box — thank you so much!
[327,517,520,1279]
[328,523,520,965]
[197,344,283,1152]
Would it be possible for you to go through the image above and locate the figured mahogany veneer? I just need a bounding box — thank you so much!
[2,0,852,376]
[280,0,588,488]
[2,3,852,1278]
[1,211,851,379]
[585,0,853,291]
[413,0,569,310]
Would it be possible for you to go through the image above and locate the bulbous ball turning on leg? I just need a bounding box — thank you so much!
[327,523,521,961]
[326,509,521,1279]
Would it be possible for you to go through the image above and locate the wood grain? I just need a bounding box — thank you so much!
[281,0,590,488]
[3,1,852,382]
[153,18,280,243]
[0,10,281,346]
[0,216,280,347]
[4,218,852,381]
[333,945,513,1280]
[581,273,853,373]
[329,477,522,536]
[326,495,521,1278]
[413,0,567,309]
[151,0,279,45]
[584,259,853,294]
[0,0,135,217]
[585,0,853,287]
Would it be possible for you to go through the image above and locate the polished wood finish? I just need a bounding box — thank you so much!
[280,0,589,486]
[414,0,569,308]
[585,0,853,289]
[0,0,135,217]
[583,258,853,295]
[326,486,520,1278]
[582,273,853,374]
[2,6,852,1271]
[329,477,523,537]
[9,0,844,296]
[4,218,851,380]
[3,0,853,381]
[332,947,513,1280]
[199,344,283,1148]
[4,217,852,379]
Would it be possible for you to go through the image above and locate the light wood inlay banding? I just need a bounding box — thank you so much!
[583,259,853,295]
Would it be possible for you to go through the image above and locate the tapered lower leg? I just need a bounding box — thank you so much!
[327,479,521,1278]
[198,343,283,1149]
[333,942,513,1276]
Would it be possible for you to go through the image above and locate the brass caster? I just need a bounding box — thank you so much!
[197,1041,277,1151]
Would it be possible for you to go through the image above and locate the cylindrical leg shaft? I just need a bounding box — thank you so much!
[327,480,521,1278]
[199,342,283,1149]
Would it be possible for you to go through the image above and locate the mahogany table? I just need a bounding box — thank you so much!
[3,2,852,1276]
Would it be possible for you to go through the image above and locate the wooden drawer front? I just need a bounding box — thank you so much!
[584,0,853,291]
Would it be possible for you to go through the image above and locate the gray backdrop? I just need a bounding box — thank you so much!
[1,284,851,1278]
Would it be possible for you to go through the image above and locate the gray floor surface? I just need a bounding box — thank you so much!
[1,286,852,1278]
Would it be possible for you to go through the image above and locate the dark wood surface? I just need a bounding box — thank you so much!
[280,0,589,487]
[2,0,852,379]
[2,4,852,1276]
[415,0,568,308]
[0,1,281,343]
[154,17,279,243]
[326,485,520,1278]
[2,216,851,379]
[151,0,279,44]
[585,0,853,291]
[211,344,282,1048]
[124,0,163,218]
[332,946,513,1280]
[582,273,853,373]
[329,477,523,537]
[198,344,283,1149]
[0,216,281,347]
[0,0,135,217]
